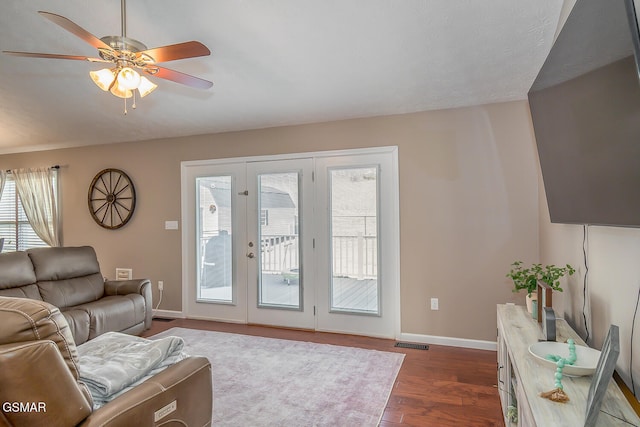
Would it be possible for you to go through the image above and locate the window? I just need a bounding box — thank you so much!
[260,209,269,226]
[330,166,379,314]
[0,176,50,251]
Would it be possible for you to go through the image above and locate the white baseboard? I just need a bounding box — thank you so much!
[186,314,247,324]
[152,309,185,319]
[150,312,497,350]
[398,332,497,351]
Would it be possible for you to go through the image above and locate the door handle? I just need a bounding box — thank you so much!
[247,252,255,258]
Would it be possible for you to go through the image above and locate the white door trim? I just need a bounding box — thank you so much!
[181,146,400,338]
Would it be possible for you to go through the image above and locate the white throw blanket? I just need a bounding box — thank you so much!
[77,332,188,409]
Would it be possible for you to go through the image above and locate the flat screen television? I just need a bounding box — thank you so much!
[528,0,640,227]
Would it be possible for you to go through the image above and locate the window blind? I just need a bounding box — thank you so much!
[0,177,48,251]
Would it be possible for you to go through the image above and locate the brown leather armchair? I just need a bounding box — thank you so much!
[0,296,213,427]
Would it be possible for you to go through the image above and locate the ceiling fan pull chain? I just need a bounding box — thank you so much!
[132,90,137,110]
[123,96,128,115]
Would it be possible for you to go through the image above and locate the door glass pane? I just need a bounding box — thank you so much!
[258,172,301,309]
[330,167,379,314]
[197,176,233,302]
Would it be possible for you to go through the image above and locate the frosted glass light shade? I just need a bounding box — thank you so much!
[109,81,133,99]
[90,66,158,100]
[89,68,115,91]
[117,67,141,90]
[137,76,158,98]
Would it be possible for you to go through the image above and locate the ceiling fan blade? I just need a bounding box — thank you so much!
[145,65,213,89]
[139,41,211,63]
[2,51,107,62]
[38,11,111,50]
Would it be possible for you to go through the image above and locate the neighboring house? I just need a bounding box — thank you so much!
[200,179,232,236]
[201,181,296,237]
[200,182,297,287]
[257,186,296,236]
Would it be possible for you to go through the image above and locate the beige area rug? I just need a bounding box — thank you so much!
[151,327,404,427]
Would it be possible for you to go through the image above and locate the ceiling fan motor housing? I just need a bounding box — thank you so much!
[98,36,155,71]
[100,35,147,53]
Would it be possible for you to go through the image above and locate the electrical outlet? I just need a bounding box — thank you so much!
[430,298,439,310]
[158,281,164,291]
[115,268,132,281]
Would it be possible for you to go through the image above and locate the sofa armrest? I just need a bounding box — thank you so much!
[104,279,151,296]
[0,341,93,427]
[80,356,213,427]
[104,279,152,329]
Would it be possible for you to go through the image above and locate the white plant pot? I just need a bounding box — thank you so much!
[526,293,537,314]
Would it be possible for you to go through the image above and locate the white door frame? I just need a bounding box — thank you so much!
[181,146,401,338]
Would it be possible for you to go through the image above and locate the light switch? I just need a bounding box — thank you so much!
[165,221,179,230]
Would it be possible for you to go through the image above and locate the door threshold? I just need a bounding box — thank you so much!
[247,322,314,333]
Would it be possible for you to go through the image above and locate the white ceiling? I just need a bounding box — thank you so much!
[0,0,564,154]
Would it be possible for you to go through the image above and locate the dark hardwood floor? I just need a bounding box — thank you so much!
[143,318,505,427]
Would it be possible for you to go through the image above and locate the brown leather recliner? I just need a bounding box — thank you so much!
[0,296,213,427]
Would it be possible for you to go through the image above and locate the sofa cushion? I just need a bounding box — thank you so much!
[37,272,105,309]
[74,295,146,340]
[29,246,105,308]
[0,284,43,300]
[28,246,102,280]
[62,308,91,345]
[0,251,38,292]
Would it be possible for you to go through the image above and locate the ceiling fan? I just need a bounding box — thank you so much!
[3,0,213,112]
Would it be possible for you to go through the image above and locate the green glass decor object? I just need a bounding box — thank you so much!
[540,339,576,403]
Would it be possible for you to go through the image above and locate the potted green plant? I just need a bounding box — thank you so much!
[506,261,575,315]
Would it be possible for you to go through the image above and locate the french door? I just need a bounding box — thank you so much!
[314,152,398,338]
[182,147,399,338]
[245,159,315,329]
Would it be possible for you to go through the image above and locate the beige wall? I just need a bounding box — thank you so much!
[0,100,539,342]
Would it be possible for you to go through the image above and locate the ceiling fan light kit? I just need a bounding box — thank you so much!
[136,75,158,97]
[89,68,116,91]
[110,79,133,99]
[3,0,212,114]
[116,67,141,90]
[90,65,157,99]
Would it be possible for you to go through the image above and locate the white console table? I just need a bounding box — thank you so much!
[497,304,640,426]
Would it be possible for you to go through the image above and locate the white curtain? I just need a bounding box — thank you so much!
[12,167,60,247]
[0,170,6,200]
[0,170,5,252]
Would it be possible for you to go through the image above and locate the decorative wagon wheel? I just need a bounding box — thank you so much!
[88,168,136,229]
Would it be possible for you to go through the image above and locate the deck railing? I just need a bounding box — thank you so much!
[260,235,299,273]
[200,233,378,280]
[331,234,377,279]
[260,234,377,279]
